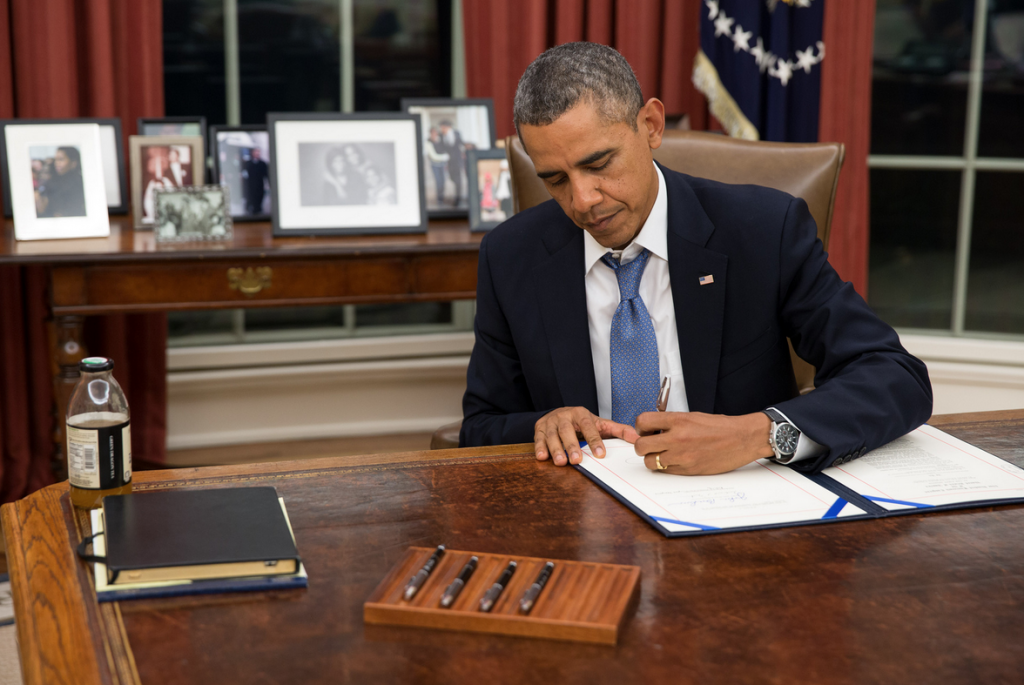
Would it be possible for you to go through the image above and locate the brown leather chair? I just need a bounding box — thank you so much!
[431,130,845,449]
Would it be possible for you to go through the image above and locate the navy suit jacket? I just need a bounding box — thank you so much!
[460,164,932,473]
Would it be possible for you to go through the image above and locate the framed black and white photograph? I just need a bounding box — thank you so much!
[1,118,128,217]
[210,125,271,221]
[1,122,110,240]
[129,134,205,228]
[401,98,495,218]
[268,112,426,236]
[153,185,232,243]
[467,149,512,232]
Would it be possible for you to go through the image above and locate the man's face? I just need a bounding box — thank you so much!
[251,148,261,160]
[169,149,180,163]
[519,98,665,250]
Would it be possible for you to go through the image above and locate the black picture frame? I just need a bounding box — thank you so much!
[1,118,128,216]
[210,125,271,222]
[267,112,428,237]
[467,148,512,232]
[400,97,496,219]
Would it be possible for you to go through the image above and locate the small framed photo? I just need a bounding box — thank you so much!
[137,116,207,140]
[210,125,271,221]
[153,185,232,243]
[400,98,495,218]
[129,135,205,228]
[1,118,128,216]
[268,112,427,237]
[1,122,110,240]
[467,149,512,231]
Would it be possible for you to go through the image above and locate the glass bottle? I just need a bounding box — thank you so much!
[66,357,132,509]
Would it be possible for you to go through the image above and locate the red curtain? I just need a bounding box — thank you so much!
[819,0,875,297]
[464,0,874,296]
[464,0,706,140]
[0,0,167,503]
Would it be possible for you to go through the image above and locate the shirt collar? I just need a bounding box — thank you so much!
[583,162,668,274]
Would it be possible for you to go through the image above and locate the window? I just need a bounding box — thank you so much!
[869,0,1024,338]
[163,0,470,348]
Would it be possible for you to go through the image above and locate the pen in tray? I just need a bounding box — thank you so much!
[403,545,445,600]
[440,556,478,608]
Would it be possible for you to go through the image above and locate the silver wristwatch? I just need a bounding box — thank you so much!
[763,407,801,464]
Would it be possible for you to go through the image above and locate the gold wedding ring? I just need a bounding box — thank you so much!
[655,455,668,471]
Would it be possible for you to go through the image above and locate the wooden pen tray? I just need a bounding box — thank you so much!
[364,547,641,645]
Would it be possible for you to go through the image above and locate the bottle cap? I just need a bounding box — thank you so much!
[79,357,114,372]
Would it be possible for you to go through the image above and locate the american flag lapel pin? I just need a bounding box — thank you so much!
[699,274,714,286]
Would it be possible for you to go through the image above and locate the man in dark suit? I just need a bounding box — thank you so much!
[459,42,932,475]
[243,147,269,215]
[437,120,465,207]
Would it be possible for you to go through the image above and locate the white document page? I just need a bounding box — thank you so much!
[823,424,1024,512]
[578,439,866,534]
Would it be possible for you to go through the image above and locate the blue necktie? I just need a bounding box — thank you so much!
[601,249,659,427]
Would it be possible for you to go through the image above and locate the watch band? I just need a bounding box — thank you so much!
[763,407,787,425]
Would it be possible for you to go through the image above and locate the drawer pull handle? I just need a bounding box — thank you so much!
[228,267,272,296]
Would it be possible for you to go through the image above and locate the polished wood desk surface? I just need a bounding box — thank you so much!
[0,215,484,265]
[5,409,1024,685]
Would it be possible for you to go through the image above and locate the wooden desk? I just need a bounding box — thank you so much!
[1,216,483,473]
[4,409,1024,684]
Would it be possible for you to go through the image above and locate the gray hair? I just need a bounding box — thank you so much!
[513,42,644,132]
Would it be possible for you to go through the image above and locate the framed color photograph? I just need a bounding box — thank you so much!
[401,98,495,218]
[129,134,205,228]
[2,123,110,240]
[210,125,271,221]
[153,185,232,243]
[1,118,128,216]
[268,112,426,236]
[467,149,512,232]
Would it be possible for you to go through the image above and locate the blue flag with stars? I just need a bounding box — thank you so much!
[693,0,825,142]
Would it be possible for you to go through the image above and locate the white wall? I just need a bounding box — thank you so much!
[166,332,1024,450]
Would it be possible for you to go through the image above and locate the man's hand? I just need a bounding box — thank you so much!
[535,407,639,466]
[634,412,775,475]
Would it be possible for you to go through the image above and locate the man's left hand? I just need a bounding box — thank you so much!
[634,411,775,475]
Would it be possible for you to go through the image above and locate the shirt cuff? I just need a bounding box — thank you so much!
[766,406,825,464]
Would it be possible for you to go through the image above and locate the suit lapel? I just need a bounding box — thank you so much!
[532,224,599,413]
[662,166,728,414]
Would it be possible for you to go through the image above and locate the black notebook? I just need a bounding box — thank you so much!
[99,487,301,585]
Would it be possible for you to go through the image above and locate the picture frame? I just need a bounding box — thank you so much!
[153,185,232,243]
[1,118,128,216]
[210,125,271,221]
[1,122,110,240]
[400,97,496,218]
[467,149,512,232]
[129,134,205,229]
[268,112,427,237]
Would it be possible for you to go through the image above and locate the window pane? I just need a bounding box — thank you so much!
[355,302,452,327]
[168,310,237,344]
[965,172,1024,334]
[868,169,960,329]
[353,0,450,111]
[977,4,1024,158]
[163,0,227,125]
[871,0,975,156]
[238,0,342,123]
[244,305,348,332]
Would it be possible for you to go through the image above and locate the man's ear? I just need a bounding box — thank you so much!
[640,98,666,151]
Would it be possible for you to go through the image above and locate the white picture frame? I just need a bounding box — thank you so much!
[4,123,110,241]
[268,113,427,236]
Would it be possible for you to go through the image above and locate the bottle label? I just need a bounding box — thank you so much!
[67,420,131,490]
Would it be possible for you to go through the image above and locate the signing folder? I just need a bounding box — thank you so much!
[575,424,1024,537]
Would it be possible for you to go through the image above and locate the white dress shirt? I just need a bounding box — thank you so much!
[583,163,823,463]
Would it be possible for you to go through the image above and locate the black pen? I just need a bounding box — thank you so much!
[439,556,478,608]
[518,562,555,614]
[403,545,445,600]
[479,560,517,612]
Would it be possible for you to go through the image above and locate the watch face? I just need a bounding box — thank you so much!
[775,424,800,455]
